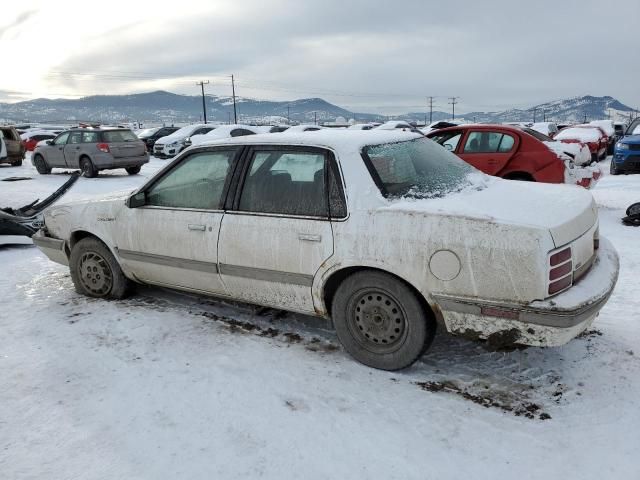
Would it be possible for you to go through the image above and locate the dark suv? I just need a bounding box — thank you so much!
[32,128,149,177]
[136,126,180,149]
[0,126,26,166]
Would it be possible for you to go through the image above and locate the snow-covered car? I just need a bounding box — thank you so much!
[589,120,616,154]
[427,124,601,188]
[187,125,260,146]
[20,130,59,151]
[32,131,619,370]
[347,124,376,130]
[376,121,420,132]
[529,122,559,138]
[153,124,215,158]
[555,126,608,162]
[284,124,324,132]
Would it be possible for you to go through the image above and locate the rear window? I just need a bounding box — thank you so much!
[102,130,138,143]
[363,138,478,199]
[0,128,19,141]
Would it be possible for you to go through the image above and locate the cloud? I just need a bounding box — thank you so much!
[0,9,38,39]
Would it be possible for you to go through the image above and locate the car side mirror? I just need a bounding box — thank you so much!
[127,191,146,208]
[444,144,453,151]
[46,140,54,146]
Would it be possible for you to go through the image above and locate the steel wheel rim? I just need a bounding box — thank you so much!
[81,161,91,176]
[78,251,113,296]
[347,289,408,354]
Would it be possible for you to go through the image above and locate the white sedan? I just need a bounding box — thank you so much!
[33,130,619,370]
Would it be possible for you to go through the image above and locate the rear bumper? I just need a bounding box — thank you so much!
[564,161,602,188]
[32,229,69,266]
[433,237,619,347]
[93,154,149,169]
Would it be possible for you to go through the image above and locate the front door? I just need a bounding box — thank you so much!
[63,131,83,167]
[115,147,239,295]
[457,130,517,175]
[47,132,70,167]
[218,147,335,313]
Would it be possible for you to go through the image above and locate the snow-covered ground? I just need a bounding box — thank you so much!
[1,155,639,479]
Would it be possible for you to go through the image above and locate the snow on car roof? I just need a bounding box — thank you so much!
[193,129,423,153]
[555,127,602,142]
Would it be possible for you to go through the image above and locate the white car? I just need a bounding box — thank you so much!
[153,124,215,158]
[188,125,261,146]
[33,131,619,370]
[376,121,417,131]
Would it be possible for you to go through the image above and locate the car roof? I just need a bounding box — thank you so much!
[427,124,523,134]
[193,129,422,153]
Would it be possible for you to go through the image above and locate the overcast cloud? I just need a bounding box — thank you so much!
[1,0,638,114]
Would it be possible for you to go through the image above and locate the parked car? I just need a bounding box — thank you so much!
[529,122,559,138]
[20,130,58,151]
[136,126,180,149]
[427,124,601,188]
[0,126,26,166]
[611,118,640,175]
[554,125,608,162]
[347,124,376,130]
[153,124,215,158]
[285,124,324,132]
[589,120,617,154]
[420,121,460,134]
[188,125,260,146]
[376,121,420,132]
[614,121,626,138]
[0,137,6,162]
[32,128,149,177]
[32,131,618,370]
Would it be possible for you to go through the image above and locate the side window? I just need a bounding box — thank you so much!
[68,132,82,144]
[82,131,99,143]
[463,131,507,153]
[230,129,256,137]
[54,132,70,145]
[146,149,236,210]
[193,127,215,136]
[498,134,515,152]
[239,150,328,217]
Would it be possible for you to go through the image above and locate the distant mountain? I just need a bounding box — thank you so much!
[0,90,385,125]
[0,91,634,125]
[413,96,634,124]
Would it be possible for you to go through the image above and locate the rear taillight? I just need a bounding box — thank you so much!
[97,143,110,153]
[548,246,572,295]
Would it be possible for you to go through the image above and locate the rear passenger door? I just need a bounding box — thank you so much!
[457,130,518,175]
[217,146,337,313]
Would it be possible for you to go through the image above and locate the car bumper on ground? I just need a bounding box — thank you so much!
[432,236,619,348]
[612,151,640,173]
[32,230,69,266]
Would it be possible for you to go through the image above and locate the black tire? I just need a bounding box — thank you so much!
[610,161,621,175]
[33,154,51,174]
[69,237,133,299]
[331,270,436,370]
[80,157,98,178]
[505,173,534,182]
[126,166,141,175]
[10,158,22,167]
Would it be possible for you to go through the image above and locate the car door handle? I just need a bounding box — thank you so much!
[188,224,206,231]
[298,233,321,242]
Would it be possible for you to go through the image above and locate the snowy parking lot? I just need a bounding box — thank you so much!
[1,155,639,479]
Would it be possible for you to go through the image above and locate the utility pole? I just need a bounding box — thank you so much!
[533,107,537,123]
[287,105,290,125]
[314,111,317,125]
[227,112,231,125]
[231,74,238,124]
[448,97,459,120]
[196,80,209,123]
[583,112,587,123]
[543,109,546,122]
[427,96,435,123]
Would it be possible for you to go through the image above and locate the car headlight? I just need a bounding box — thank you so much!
[616,142,629,151]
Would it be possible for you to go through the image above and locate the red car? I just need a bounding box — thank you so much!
[554,125,608,162]
[427,124,601,188]
[20,131,58,152]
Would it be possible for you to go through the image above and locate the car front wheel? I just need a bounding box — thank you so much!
[332,270,436,370]
[33,154,51,174]
[610,161,621,175]
[70,237,133,299]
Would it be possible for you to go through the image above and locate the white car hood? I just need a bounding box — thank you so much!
[385,177,596,247]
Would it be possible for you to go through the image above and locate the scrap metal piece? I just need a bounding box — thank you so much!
[0,173,80,237]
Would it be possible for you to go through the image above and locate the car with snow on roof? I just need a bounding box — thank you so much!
[555,125,608,162]
[427,124,601,188]
[153,124,215,158]
[32,130,618,370]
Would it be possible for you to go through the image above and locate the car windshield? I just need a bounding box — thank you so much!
[363,137,479,199]
[522,128,552,142]
[102,130,138,142]
[626,119,640,136]
[136,128,157,138]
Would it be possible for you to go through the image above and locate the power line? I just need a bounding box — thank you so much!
[448,97,459,120]
[196,80,209,123]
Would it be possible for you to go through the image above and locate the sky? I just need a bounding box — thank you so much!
[0,0,638,115]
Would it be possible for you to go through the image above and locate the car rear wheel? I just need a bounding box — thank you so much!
[70,237,133,299]
[126,166,141,175]
[10,159,22,167]
[332,270,436,370]
[80,157,98,178]
[33,154,51,174]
